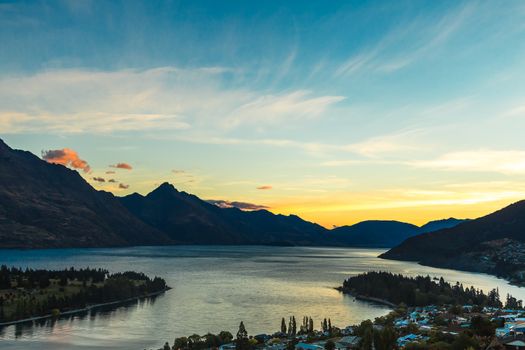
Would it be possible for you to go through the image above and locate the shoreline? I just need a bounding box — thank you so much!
[335,287,397,308]
[0,287,171,327]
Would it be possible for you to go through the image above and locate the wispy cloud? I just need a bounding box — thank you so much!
[0,67,344,135]
[411,150,525,175]
[225,90,345,128]
[335,2,474,76]
[207,199,269,211]
[256,185,272,190]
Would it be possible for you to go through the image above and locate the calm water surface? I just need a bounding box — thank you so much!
[0,245,524,350]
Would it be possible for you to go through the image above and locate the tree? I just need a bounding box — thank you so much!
[451,332,478,350]
[322,318,328,332]
[163,342,171,350]
[374,325,397,350]
[360,327,374,350]
[470,316,495,337]
[308,317,314,333]
[324,340,335,350]
[219,331,233,344]
[236,321,250,350]
[188,334,202,349]
[173,337,188,350]
[281,317,287,334]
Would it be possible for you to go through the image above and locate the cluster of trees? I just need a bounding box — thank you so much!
[341,271,522,308]
[169,323,252,350]
[168,316,338,350]
[504,293,523,309]
[169,330,235,350]
[278,316,335,337]
[0,266,107,289]
[354,319,397,350]
[0,266,168,323]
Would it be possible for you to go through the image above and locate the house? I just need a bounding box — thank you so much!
[503,340,525,349]
[219,343,236,350]
[497,327,512,338]
[397,334,419,347]
[341,326,354,335]
[295,342,324,350]
[336,336,361,349]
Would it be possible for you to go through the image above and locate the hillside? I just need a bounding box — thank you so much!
[0,139,168,248]
[381,201,525,283]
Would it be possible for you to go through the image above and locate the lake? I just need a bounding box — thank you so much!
[1,245,524,349]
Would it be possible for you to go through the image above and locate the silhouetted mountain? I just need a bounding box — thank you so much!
[380,201,525,282]
[329,221,420,247]
[0,138,472,249]
[419,218,469,233]
[0,139,169,248]
[119,183,328,245]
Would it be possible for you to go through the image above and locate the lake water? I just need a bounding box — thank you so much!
[1,245,524,350]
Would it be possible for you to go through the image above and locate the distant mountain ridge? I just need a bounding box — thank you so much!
[328,221,420,247]
[326,218,468,248]
[0,139,467,248]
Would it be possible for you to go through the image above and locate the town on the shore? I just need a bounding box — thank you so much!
[155,272,525,350]
[155,303,525,350]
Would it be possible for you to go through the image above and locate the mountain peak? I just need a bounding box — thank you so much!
[150,182,179,195]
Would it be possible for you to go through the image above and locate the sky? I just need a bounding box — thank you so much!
[2,0,525,227]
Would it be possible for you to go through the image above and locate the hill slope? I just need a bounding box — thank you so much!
[381,201,525,283]
[418,218,469,234]
[0,140,168,248]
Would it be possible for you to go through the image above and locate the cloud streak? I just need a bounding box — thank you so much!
[0,67,344,135]
[410,150,525,175]
[207,199,269,211]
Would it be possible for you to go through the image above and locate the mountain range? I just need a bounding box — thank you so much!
[329,218,467,248]
[0,139,465,248]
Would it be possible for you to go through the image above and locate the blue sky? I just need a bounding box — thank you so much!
[2,0,525,226]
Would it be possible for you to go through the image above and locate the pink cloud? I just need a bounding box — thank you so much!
[42,148,91,173]
[256,185,272,190]
[110,163,132,170]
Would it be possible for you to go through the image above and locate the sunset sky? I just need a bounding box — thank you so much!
[2,1,525,227]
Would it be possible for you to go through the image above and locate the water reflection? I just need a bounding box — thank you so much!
[2,294,163,340]
[0,245,523,350]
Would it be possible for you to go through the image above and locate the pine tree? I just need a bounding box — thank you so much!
[308,317,314,333]
[236,321,249,350]
[281,317,287,334]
